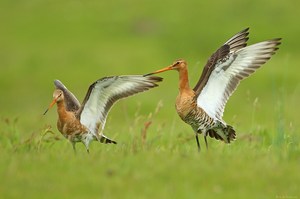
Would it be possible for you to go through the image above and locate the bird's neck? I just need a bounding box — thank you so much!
[56,100,68,120]
[178,67,191,93]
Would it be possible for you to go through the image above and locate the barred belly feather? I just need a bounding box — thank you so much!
[184,107,215,133]
[183,108,236,143]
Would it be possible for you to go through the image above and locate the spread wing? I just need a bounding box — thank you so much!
[193,28,249,95]
[76,75,162,136]
[194,30,281,121]
[54,80,81,112]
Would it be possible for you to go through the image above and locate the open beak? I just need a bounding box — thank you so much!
[144,65,173,76]
[43,98,57,115]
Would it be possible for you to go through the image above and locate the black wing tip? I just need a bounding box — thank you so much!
[225,27,250,48]
[145,75,163,82]
[240,27,250,34]
[267,38,282,51]
[269,38,282,42]
[239,27,250,35]
[271,38,282,45]
[240,28,250,40]
[145,75,163,89]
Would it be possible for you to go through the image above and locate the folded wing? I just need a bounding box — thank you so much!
[77,75,162,136]
[54,80,81,112]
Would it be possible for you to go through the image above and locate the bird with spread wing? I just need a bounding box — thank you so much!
[44,75,162,153]
[145,28,281,151]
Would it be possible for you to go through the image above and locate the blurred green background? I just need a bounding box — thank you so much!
[0,0,299,198]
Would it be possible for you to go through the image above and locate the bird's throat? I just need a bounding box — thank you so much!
[56,100,68,120]
[178,67,191,93]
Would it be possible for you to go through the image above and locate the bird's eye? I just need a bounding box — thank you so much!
[175,61,180,65]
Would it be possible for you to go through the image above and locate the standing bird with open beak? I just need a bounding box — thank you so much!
[145,28,281,151]
[44,75,162,153]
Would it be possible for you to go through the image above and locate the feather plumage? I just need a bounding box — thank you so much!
[77,75,163,137]
[196,38,281,120]
[46,75,162,152]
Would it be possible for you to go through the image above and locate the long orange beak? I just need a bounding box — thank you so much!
[144,65,173,76]
[43,98,58,115]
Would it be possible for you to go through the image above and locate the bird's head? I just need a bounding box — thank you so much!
[43,89,64,115]
[170,59,187,71]
[144,59,187,76]
[52,89,64,102]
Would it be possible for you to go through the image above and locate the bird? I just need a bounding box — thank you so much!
[144,28,281,151]
[43,75,163,153]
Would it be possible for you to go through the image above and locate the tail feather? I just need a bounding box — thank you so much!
[99,134,117,144]
[207,125,236,143]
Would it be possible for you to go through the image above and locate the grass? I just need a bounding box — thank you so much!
[0,99,299,199]
[0,0,299,198]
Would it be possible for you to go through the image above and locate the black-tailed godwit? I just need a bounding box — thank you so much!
[145,28,281,151]
[44,75,163,153]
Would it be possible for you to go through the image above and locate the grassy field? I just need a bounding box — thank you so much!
[0,0,299,198]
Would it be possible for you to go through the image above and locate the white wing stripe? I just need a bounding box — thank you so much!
[79,75,161,136]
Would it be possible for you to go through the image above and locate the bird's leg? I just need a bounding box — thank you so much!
[195,133,201,152]
[203,131,208,150]
[71,142,77,154]
[204,135,208,150]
